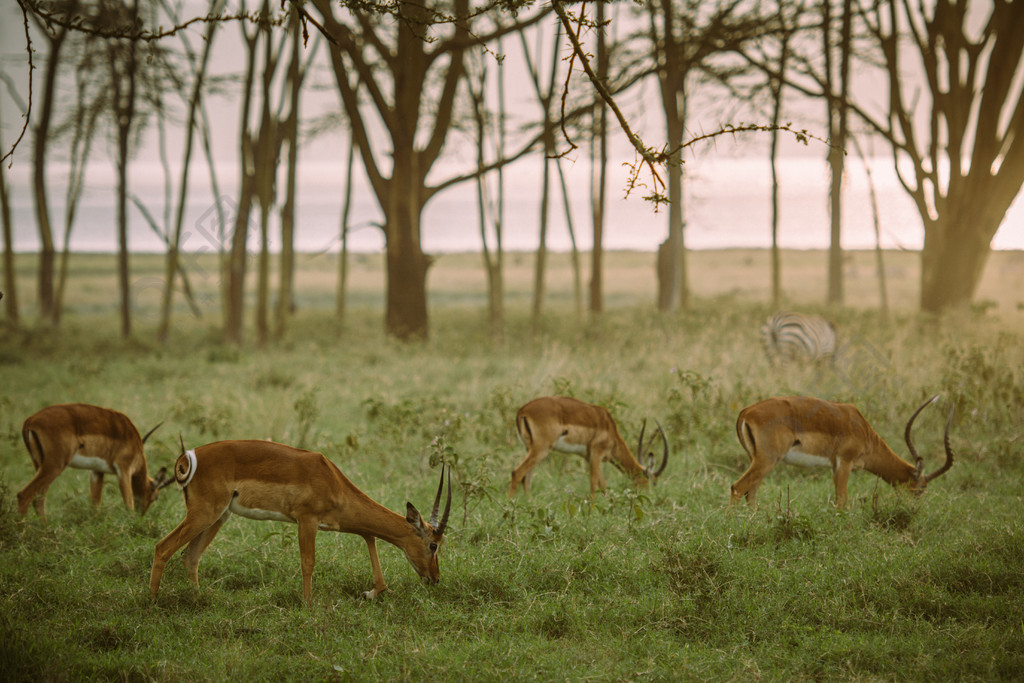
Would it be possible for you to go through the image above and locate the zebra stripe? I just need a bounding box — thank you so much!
[761,312,837,365]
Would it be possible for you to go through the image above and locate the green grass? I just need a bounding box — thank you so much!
[1,251,1023,680]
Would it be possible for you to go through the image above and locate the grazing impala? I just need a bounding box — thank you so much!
[150,439,452,604]
[730,395,955,508]
[509,396,669,496]
[17,403,170,520]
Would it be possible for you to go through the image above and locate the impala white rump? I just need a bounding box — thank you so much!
[69,453,117,474]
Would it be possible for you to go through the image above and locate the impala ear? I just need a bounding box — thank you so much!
[406,502,424,529]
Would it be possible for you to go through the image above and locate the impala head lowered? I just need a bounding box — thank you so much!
[730,394,957,508]
[150,439,455,604]
[509,396,670,496]
[403,465,452,585]
[18,403,172,519]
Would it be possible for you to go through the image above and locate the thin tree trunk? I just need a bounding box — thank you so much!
[254,6,279,347]
[111,0,140,338]
[522,25,562,324]
[336,139,356,324]
[0,133,17,327]
[825,0,851,307]
[225,7,260,346]
[157,0,222,343]
[32,25,68,323]
[555,160,582,318]
[589,0,608,316]
[276,14,314,339]
[768,5,792,310]
[491,36,506,340]
[53,64,99,327]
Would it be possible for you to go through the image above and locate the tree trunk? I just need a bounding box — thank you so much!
[589,0,607,316]
[225,168,254,345]
[658,123,687,312]
[275,14,303,340]
[532,155,550,322]
[0,143,17,326]
[112,1,139,339]
[32,26,67,323]
[470,54,504,341]
[384,213,431,340]
[336,140,356,324]
[920,219,992,313]
[651,0,688,313]
[225,9,260,346]
[158,0,222,344]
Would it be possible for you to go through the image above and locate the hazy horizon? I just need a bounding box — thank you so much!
[7,155,1024,255]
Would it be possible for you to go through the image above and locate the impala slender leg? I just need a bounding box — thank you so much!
[730,456,779,506]
[361,535,388,600]
[89,472,105,506]
[588,452,607,495]
[17,466,63,518]
[832,458,853,509]
[296,518,318,604]
[151,508,229,597]
[116,469,136,510]
[509,446,550,496]
[183,510,231,586]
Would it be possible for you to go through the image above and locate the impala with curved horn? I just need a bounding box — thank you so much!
[150,439,452,604]
[509,396,669,496]
[730,395,955,508]
[17,403,171,520]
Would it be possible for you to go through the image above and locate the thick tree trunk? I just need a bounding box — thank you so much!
[920,220,992,313]
[385,218,431,340]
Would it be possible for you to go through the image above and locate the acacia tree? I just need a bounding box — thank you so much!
[859,0,1024,313]
[312,0,545,340]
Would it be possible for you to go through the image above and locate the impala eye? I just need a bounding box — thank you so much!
[429,542,438,553]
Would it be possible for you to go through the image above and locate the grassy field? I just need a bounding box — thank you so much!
[1,249,1022,680]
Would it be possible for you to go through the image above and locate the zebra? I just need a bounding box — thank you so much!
[761,312,838,365]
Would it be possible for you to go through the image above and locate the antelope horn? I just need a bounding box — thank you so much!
[638,418,669,480]
[636,418,648,467]
[651,419,669,478]
[430,465,453,536]
[142,421,165,444]
[178,433,186,455]
[154,466,175,490]
[925,403,956,483]
[904,394,939,467]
